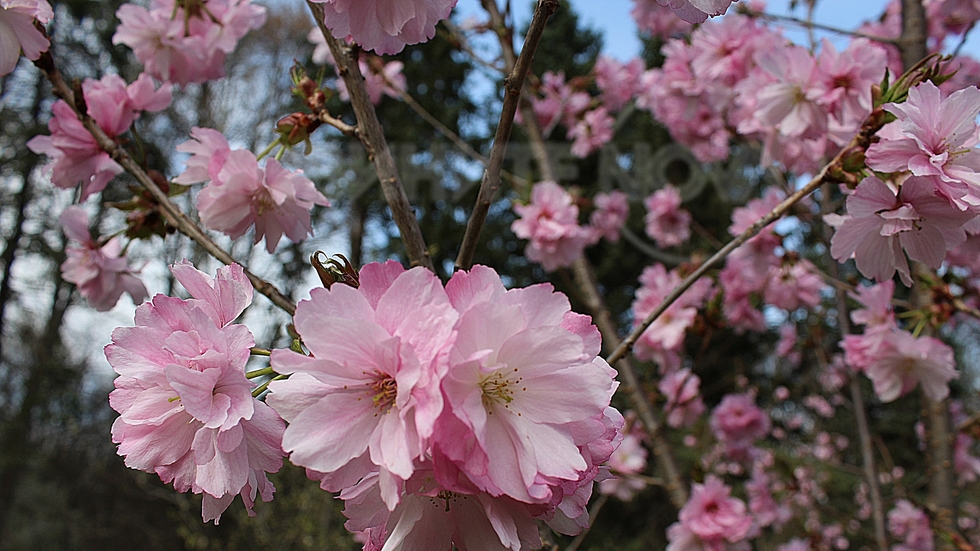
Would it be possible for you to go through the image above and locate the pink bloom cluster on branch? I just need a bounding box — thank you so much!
[266,262,621,550]
[0,0,53,76]
[113,0,267,85]
[666,476,753,551]
[644,185,692,248]
[310,0,458,55]
[28,74,172,200]
[106,261,285,523]
[174,127,331,253]
[511,181,598,272]
[60,206,148,311]
[307,29,407,105]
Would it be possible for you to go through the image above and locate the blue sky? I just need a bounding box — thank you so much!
[455,1,954,60]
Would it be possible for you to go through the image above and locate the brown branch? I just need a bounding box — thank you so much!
[820,185,887,551]
[571,258,688,510]
[900,0,930,70]
[307,1,434,271]
[454,0,559,271]
[34,54,297,316]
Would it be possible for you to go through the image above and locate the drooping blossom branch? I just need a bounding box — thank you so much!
[605,111,887,367]
[32,52,297,316]
[307,1,434,271]
[454,0,559,271]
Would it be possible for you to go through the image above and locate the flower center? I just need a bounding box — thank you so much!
[370,375,397,414]
[480,368,524,414]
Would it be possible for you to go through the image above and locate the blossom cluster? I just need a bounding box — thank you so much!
[113,0,267,85]
[28,73,173,200]
[106,262,285,523]
[174,127,331,253]
[266,262,621,550]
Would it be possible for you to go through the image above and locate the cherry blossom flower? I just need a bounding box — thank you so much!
[829,175,973,286]
[599,424,648,501]
[630,0,692,39]
[763,259,825,311]
[106,261,284,523]
[436,264,619,505]
[173,127,233,186]
[60,206,148,312]
[644,185,692,249]
[863,330,958,402]
[657,0,738,24]
[569,107,615,158]
[631,263,713,358]
[589,190,629,243]
[511,181,597,272]
[888,500,935,551]
[0,0,53,77]
[866,81,980,209]
[196,149,331,253]
[113,0,267,85]
[267,262,458,509]
[659,369,706,428]
[666,476,753,550]
[594,56,644,113]
[710,393,770,456]
[340,468,544,551]
[310,0,458,55]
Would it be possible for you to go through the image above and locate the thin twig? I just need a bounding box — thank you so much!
[571,258,688,509]
[743,9,899,44]
[307,1,434,271]
[393,83,526,188]
[605,111,886,367]
[821,183,887,551]
[454,0,559,271]
[34,53,297,315]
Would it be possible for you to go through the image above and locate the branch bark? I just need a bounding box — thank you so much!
[34,54,297,316]
[307,1,434,271]
[454,0,559,271]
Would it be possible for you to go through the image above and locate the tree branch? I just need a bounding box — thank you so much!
[454,0,559,271]
[34,53,297,316]
[307,1,434,271]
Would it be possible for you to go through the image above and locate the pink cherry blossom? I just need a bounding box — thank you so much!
[337,58,407,105]
[27,73,172,200]
[511,181,597,272]
[829,175,973,286]
[710,393,770,456]
[436,264,619,505]
[813,38,888,132]
[113,0,267,85]
[106,261,284,523]
[888,500,935,551]
[632,263,713,358]
[569,107,615,158]
[762,259,825,311]
[630,0,692,39]
[667,476,753,550]
[849,280,896,328]
[0,0,53,77]
[310,0,458,55]
[594,56,644,113]
[866,81,980,209]
[589,190,629,243]
[267,262,459,509]
[863,330,958,402]
[599,425,648,501]
[173,127,233,185]
[659,369,706,428]
[657,0,738,24]
[340,468,544,551]
[197,150,330,253]
[644,185,692,248]
[60,205,148,311]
